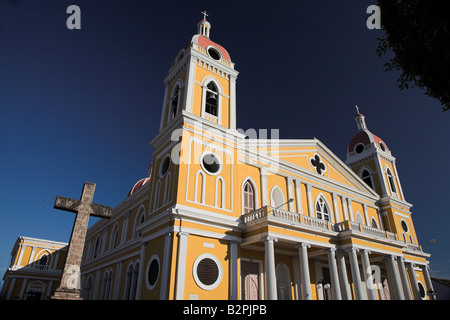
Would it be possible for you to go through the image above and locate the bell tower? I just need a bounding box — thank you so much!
[345,107,420,244]
[158,12,239,132]
[345,106,405,201]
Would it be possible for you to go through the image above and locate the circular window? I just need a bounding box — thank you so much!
[146,255,160,290]
[207,47,221,60]
[159,155,171,177]
[401,220,409,233]
[418,281,426,300]
[355,143,365,154]
[193,253,223,290]
[200,152,222,175]
[379,142,386,151]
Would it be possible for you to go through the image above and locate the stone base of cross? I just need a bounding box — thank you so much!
[50,182,112,300]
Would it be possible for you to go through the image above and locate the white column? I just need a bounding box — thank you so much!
[263,236,277,300]
[305,183,314,217]
[421,264,436,300]
[230,241,239,300]
[175,231,189,300]
[113,261,123,300]
[347,198,354,221]
[294,180,303,214]
[406,262,421,300]
[297,242,312,300]
[159,86,169,131]
[286,177,295,212]
[397,257,413,300]
[260,168,268,206]
[336,250,351,300]
[160,232,173,300]
[360,249,377,300]
[135,242,147,299]
[375,154,389,197]
[229,74,237,129]
[392,160,405,200]
[332,193,340,223]
[326,248,341,300]
[184,55,197,112]
[384,255,405,300]
[347,247,364,300]
[341,196,349,221]
[363,204,369,226]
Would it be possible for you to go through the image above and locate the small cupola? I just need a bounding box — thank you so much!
[355,105,368,131]
[197,11,211,38]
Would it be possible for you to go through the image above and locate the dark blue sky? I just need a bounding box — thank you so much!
[1,0,449,283]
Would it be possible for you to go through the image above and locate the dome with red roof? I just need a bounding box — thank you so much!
[190,34,231,61]
[348,129,389,154]
[127,177,151,198]
[347,111,389,155]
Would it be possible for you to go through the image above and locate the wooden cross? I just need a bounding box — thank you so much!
[51,182,112,300]
[201,10,209,20]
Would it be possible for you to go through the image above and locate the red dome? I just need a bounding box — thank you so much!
[348,130,388,154]
[127,177,151,197]
[190,34,231,61]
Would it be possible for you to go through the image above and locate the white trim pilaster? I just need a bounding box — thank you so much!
[397,257,412,300]
[326,248,341,300]
[297,242,312,300]
[260,168,268,206]
[160,232,172,300]
[347,247,364,300]
[262,236,277,300]
[294,179,303,214]
[175,231,189,300]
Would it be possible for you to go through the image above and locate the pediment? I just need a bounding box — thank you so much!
[241,138,379,198]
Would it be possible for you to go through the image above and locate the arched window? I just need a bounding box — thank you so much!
[371,218,379,229]
[111,223,119,250]
[93,236,102,259]
[355,212,365,225]
[100,270,113,300]
[35,253,49,270]
[270,186,285,209]
[195,170,205,203]
[124,264,134,300]
[205,82,218,116]
[361,169,373,189]
[243,181,255,214]
[315,196,330,221]
[169,85,180,120]
[386,168,397,194]
[215,176,225,209]
[83,275,93,300]
[134,207,145,239]
[153,180,161,211]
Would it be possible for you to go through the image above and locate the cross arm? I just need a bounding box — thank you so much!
[54,196,82,213]
[89,203,113,219]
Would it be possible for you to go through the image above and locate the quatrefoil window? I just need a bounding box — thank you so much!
[310,154,326,175]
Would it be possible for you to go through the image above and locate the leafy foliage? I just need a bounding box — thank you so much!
[376,0,450,112]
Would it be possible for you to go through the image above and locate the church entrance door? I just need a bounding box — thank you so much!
[241,261,260,300]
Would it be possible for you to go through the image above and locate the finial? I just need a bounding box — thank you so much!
[355,105,360,115]
[201,10,209,21]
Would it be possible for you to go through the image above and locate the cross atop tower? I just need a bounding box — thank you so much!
[355,105,360,114]
[201,10,209,21]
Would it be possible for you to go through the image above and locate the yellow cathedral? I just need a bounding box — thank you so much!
[1,15,435,301]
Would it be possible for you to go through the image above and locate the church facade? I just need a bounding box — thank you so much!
[2,15,435,300]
